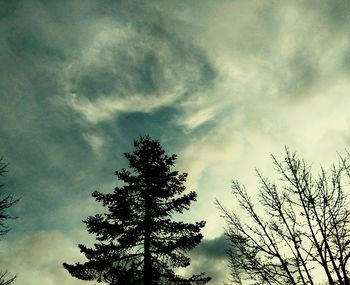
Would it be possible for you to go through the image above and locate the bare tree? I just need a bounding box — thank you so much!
[0,157,18,285]
[217,149,350,285]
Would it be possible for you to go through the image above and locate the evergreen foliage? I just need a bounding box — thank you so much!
[63,136,210,285]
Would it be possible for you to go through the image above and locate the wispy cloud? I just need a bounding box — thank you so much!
[67,89,184,124]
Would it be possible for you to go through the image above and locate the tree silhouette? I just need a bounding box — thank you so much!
[217,149,350,285]
[0,157,18,285]
[63,136,211,285]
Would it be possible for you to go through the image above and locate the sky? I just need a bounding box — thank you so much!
[1,0,350,284]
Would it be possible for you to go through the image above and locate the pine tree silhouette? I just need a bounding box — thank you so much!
[63,136,211,285]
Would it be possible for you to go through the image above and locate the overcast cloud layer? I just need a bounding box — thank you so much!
[1,1,350,284]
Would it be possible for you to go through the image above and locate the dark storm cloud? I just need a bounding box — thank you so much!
[191,234,229,259]
[189,234,230,283]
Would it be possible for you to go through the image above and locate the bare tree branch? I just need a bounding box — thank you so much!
[0,157,18,285]
[220,149,350,285]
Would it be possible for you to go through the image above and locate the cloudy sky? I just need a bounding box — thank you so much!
[1,0,350,284]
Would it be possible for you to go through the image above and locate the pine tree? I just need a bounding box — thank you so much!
[63,136,211,285]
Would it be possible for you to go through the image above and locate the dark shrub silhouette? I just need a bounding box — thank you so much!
[63,136,211,285]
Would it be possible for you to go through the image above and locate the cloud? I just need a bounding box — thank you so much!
[187,235,230,285]
[180,107,217,131]
[82,132,106,155]
[67,89,184,124]
[172,0,350,194]
[0,0,217,217]
[168,0,350,120]
[62,10,216,123]
[0,231,95,285]
[191,234,229,260]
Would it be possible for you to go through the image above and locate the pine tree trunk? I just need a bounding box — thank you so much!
[144,189,152,285]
